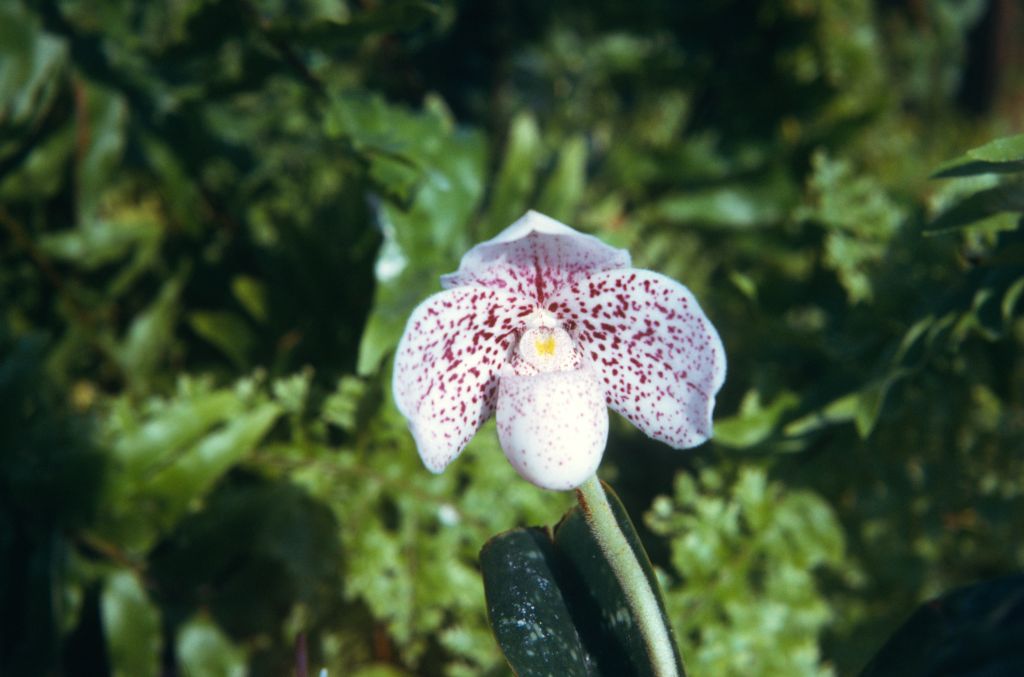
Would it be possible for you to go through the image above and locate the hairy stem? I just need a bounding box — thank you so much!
[576,475,681,677]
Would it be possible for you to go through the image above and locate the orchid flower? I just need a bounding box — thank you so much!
[393,211,726,491]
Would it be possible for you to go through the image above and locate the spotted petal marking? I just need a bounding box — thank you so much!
[551,269,726,448]
[441,211,631,303]
[393,286,535,472]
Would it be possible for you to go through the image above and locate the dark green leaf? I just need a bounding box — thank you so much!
[145,401,281,524]
[76,83,128,221]
[925,181,1024,233]
[968,134,1024,163]
[264,1,442,51]
[0,2,66,129]
[98,398,281,553]
[933,159,1024,178]
[642,170,796,230]
[481,482,684,676]
[110,389,242,476]
[117,270,187,388]
[934,133,1024,177]
[860,573,1024,677]
[480,528,594,677]
[150,478,342,641]
[536,135,587,223]
[175,616,246,677]
[554,484,685,675]
[231,276,269,323]
[1002,276,1024,324]
[187,310,256,370]
[481,112,545,235]
[38,213,160,270]
[713,390,800,448]
[784,374,902,439]
[101,570,161,677]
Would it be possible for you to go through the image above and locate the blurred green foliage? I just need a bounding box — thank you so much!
[2,0,1023,675]
[647,467,852,676]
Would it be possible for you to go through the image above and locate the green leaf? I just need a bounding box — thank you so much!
[1002,276,1024,324]
[784,393,859,437]
[357,260,441,376]
[554,486,685,675]
[481,482,683,676]
[860,573,1024,676]
[713,390,800,448]
[176,615,247,677]
[537,134,587,223]
[38,212,161,271]
[934,133,1024,177]
[480,528,594,677]
[643,182,787,230]
[265,1,442,50]
[784,375,901,439]
[325,93,483,242]
[117,269,188,388]
[322,375,367,432]
[482,112,544,235]
[149,477,343,643]
[926,181,1024,233]
[272,369,312,415]
[968,134,1024,163]
[76,83,128,221]
[852,378,892,438]
[0,2,65,129]
[187,310,256,370]
[350,668,409,677]
[933,159,1024,178]
[99,399,282,553]
[145,401,282,524]
[347,94,487,375]
[0,118,74,201]
[647,468,848,675]
[231,275,269,322]
[102,570,162,677]
[110,389,242,476]
[136,131,205,234]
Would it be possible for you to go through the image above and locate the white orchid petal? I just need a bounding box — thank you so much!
[393,211,728,485]
[393,286,534,472]
[552,269,726,449]
[441,211,631,302]
[496,367,608,490]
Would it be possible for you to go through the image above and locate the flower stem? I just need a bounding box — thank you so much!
[576,475,681,677]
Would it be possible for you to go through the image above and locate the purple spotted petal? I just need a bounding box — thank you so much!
[496,367,608,490]
[393,286,535,472]
[551,269,726,448]
[441,211,631,303]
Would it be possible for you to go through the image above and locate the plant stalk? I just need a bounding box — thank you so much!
[576,475,680,677]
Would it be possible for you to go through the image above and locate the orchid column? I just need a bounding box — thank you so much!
[393,211,726,675]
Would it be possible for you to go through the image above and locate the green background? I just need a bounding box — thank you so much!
[2,0,1024,674]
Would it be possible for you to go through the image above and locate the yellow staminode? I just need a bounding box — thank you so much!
[534,335,557,356]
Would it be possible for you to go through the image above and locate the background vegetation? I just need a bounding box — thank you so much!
[2,0,1024,675]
